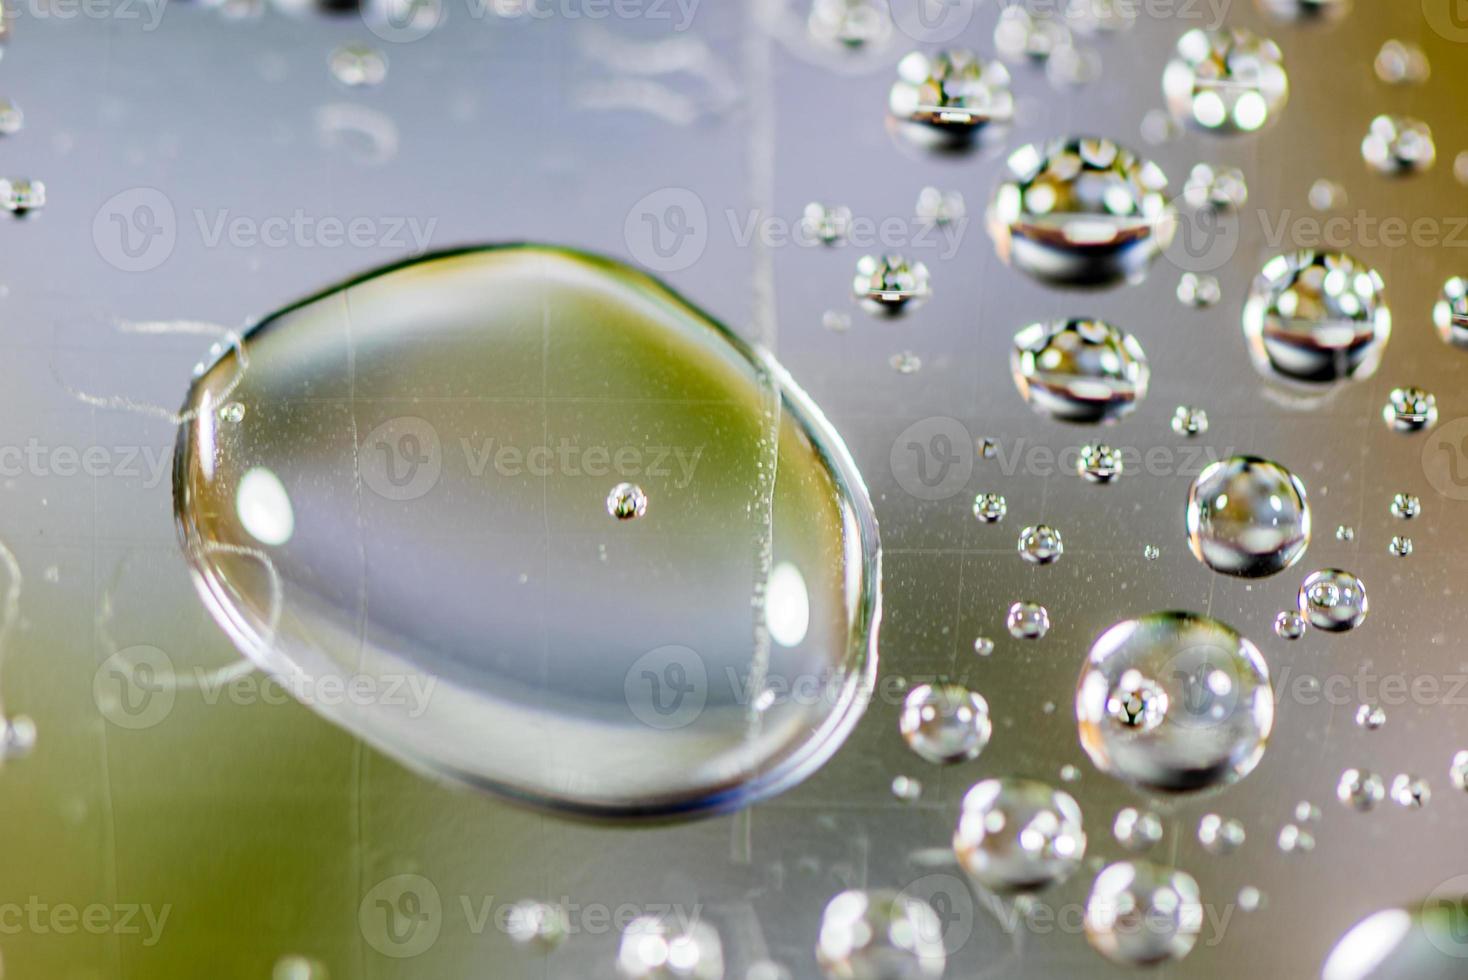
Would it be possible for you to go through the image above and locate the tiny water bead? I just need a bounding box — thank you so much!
[1198,813,1245,855]
[1274,610,1306,640]
[1239,887,1264,912]
[1390,492,1421,519]
[0,177,44,213]
[1186,456,1311,578]
[1176,272,1221,308]
[1007,601,1051,640]
[617,917,723,980]
[1451,751,1468,791]
[174,245,881,818]
[1337,768,1385,811]
[1078,443,1122,483]
[888,49,1013,142]
[1307,178,1346,212]
[607,482,649,521]
[505,901,570,950]
[954,778,1087,892]
[1018,524,1064,564]
[1183,163,1248,210]
[899,683,992,765]
[1388,536,1413,558]
[1355,704,1386,731]
[890,775,923,801]
[1114,807,1163,851]
[821,310,851,333]
[1059,763,1081,782]
[801,202,852,245]
[1433,277,1468,348]
[1382,386,1438,432]
[1374,40,1430,85]
[0,98,21,136]
[973,636,995,657]
[1295,802,1321,823]
[218,401,246,423]
[815,890,945,980]
[1010,319,1150,423]
[1362,115,1436,176]
[1076,612,1275,792]
[1143,544,1161,561]
[1163,28,1288,133]
[1335,525,1355,542]
[853,254,930,314]
[1171,406,1209,438]
[329,43,388,87]
[1391,774,1430,809]
[1085,861,1202,967]
[889,351,922,375]
[1277,824,1315,854]
[1299,569,1368,632]
[915,186,964,226]
[1243,251,1391,383]
[973,493,1007,523]
[988,137,1175,287]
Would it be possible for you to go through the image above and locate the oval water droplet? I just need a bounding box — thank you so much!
[1163,28,1288,133]
[1243,251,1391,383]
[1362,115,1436,176]
[1076,612,1274,792]
[854,254,930,315]
[954,778,1087,892]
[1186,455,1311,578]
[1383,386,1438,432]
[1011,318,1150,423]
[174,245,880,818]
[888,49,1013,146]
[1085,861,1203,966]
[973,492,1007,523]
[1337,767,1385,810]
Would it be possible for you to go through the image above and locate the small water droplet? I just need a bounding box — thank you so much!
[1274,610,1307,640]
[1171,406,1209,437]
[899,683,992,765]
[1294,801,1321,823]
[1308,178,1346,211]
[954,778,1086,891]
[606,482,648,521]
[329,43,388,87]
[1198,813,1245,855]
[806,0,890,48]
[1176,272,1221,308]
[1382,386,1438,432]
[1243,251,1391,383]
[854,255,930,314]
[1018,524,1064,564]
[1388,535,1413,558]
[978,437,999,459]
[0,99,21,136]
[1085,861,1202,965]
[1184,163,1248,210]
[1187,456,1311,578]
[218,402,246,423]
[1433,277,1468,348]
[1299,569,1368,632]
[1337,767,1385,811]
[890,775,923,802]
[1362,115,1436,176]
[506,901,569,951]
[1354,704,1386,730]
[1163,28,1288,133]
[1450,751,1468,791]
[802,202,852,245]
[1114,806,1163,851]
[973,636,995,657]
[915,186,965,226]
[822,309,851,333]
[889,49,1013,144]
[273,956,327,980]
[1059,763,1081,783]
[618,917,723,980]
[1277,823,1315,853]
[1011,319,1150,423]
[1238,886,1264,912]
[1078,443,1123,483]
[889,351,922,374]
[1456,152,1468,187]
[0,177,45,213]
[973,493,1007,523]
[1143,544,1161,561]
[1390,773,1430,809]
[1007,601,1051,640]
[816,890,945,978]
[1335,525,1355,542]
[1374,40,1430,86]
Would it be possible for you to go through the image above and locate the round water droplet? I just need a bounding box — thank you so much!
[329,43,387,87]
[954,778,1087,892]
[1077,612,1274,792]
[854,254,930,314]
[889,50,1013,145]
[899,683,992,765]
[1198,813,1245,855]
[973,493,1007,523]
[1391,774,1430,809]
[889,351,922,374]
[1374,39,1430,85]
[802,203,852,245]
[1273,610,1306,640]
[815,890,945,980]
[617,916,723,980]
[1390,492,1421,519]
[1308,178,1346,212]
[607,482,649,521]
[1239,886,1264,912]
[1299,569,1368,632]
[1388,535,1413,558]
[1163,28,1288,133]
[973,636,995,657]
[1078,443,1123,483]
[1114,807,1163,851]
[506,900,570,951]
[1355,704,1386,730]
[994,6,1071,62]
[1011,319,1150,423]
[1171,406,1209,437]
[915,186,965,226]
[1336,525,1355,542]
[173,245,881,818]
[0,177,44,213]
[1451,751,1468,791]
[891,774,923,801]
[1186,455,1311,578]
[1243,251,1391,383]
[1007,601,1050,640]
[1143,544,1161,561]
[1277,823,1314,853]
[218,401,246,423]
[1337,767,1385,811]
[1295,801,1321,822]
[1383,386,1438,432]
[1184,163,1248,210]
[988,138,1176,287]
[1085,861,1202,966]
[1176,272,1221,309]
[1362,115,1436,176]
[1018,524,1064,565]
[1433,277,1468,348]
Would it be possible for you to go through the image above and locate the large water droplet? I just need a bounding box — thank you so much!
[953,778,1087,892]
[174,245,881,818]
[1076,612,1274,792]
[1243,251,1391,383]
[1085,861,1203,966]
[1011,318,1150,423]
[988,137,1175,287]
[1163,28,1288,133]
[1186,455,1311,578]
[815,890,945,979]
[1323,899,1468,980]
